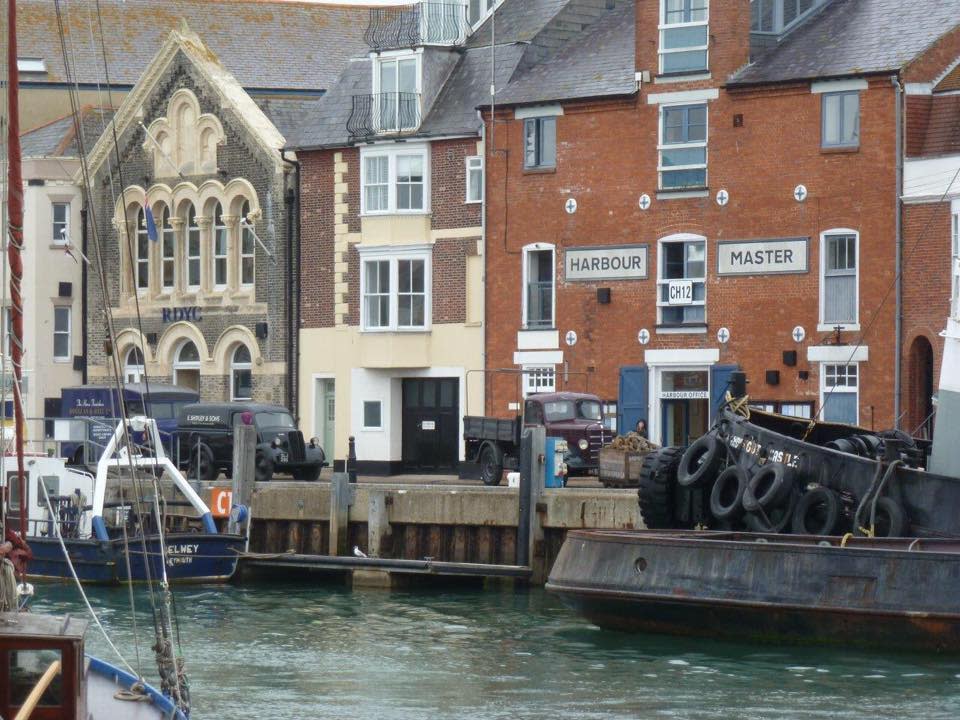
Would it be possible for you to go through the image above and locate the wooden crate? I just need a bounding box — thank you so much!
[598,447,648,487]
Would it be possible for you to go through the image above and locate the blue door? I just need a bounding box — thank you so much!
[618,365,648,435]
[710,364,739,421]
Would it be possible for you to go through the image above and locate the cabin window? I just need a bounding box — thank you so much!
[7,648,64,708]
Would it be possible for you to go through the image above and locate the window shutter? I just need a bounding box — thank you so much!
[710,364,740,420]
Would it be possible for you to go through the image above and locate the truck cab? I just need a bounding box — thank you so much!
[463,391,610,486]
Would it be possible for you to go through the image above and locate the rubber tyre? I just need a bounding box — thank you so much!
[293,466,321,481]
[744,493,797,533]
[870,497,907,537]
[637,447,684,529]
[189,445,217,482]
[479,444,504,487]
[791,487,841,535]
[255,451,275,483]
[709,466,749,522]
[677,435,725,488]
[745,463,794,511]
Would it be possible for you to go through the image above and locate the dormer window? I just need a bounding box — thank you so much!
[468,0,503,28]
[751,0,825,35]
[374,54,421,133]
[659,0,709,75]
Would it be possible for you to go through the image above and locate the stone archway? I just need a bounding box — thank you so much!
[907,336,935,438]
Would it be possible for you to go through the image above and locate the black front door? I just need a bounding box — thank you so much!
[402,378,459,472]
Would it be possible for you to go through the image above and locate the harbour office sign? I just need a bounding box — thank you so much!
[565,244,648,281]
[717,238,808,276]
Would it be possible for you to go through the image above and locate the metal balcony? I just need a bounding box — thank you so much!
[364,2,469,50]
[348,92,422,139]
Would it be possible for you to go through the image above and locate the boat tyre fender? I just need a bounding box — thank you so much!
[638,446,685,529]
[745,491,797,533]
[744,463,795,512]
[869,496,907,537]
[677,435,725,488]
[709,465,749,522]
[791,487,841,535]
[479,443,504,487]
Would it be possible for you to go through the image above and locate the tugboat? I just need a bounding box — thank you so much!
[547,302,960,650]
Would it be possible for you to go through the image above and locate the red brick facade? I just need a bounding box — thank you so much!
[482,3,917,436]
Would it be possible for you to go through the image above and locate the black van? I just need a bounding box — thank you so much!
[177,403,325,482]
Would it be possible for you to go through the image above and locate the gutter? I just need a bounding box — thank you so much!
[893,74,904,428]
[280,150,301,417]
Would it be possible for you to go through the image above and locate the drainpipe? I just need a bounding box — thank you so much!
[280,150,301,416]
[81,205,88,384]
[893,74,904,428]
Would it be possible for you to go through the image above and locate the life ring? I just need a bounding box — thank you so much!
[791,487,841,535]
[677,435,725,488]
[709,465,749,521]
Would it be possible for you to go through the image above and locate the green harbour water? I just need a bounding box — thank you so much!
[31,582,960,719]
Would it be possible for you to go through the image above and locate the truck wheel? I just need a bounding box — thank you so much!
[255,451,275,483]
[479,444,504,486]
[293,466,321,481]
[189,445,217,482]
[637,447,684,529]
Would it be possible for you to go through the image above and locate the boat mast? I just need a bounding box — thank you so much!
[5,0,26,537]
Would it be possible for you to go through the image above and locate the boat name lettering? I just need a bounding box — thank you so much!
[166,543,199,567]
[728,436,800,468]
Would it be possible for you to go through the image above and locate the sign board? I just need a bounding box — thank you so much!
[717,238,808,276]
[565,245,648,282]
[667,280,693,305]
[210,487,233,518]
[661,391,709,400]
[421,420,436,431]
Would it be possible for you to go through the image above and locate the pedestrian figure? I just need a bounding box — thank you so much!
[635,419,648,438]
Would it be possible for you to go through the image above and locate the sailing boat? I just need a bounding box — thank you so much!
[1,1,188,716]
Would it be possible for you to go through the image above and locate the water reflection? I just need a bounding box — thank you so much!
[31,583,960,720]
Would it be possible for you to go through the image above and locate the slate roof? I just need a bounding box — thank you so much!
[495,2,635,106]
[732,0,960,86]
[17,0,370,93]
[253,98,326,141]
[467,0,570,47]
[21,107,115,158]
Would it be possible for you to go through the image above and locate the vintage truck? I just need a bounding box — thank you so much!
[463,392,612,486]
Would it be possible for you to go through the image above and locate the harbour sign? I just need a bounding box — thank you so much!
[566,245,648,281]
[717,238,808,275]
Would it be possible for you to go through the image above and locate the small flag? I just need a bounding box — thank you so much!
[145,207,159,242]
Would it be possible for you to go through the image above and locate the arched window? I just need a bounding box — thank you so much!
[161,206,175,291]
[231,345,252,401]
[185,204,201,290]
[124,346,145,384]
[136,207,150,292]
[173,340,201,391]
[213,202,228,289]
[240,200,255,287]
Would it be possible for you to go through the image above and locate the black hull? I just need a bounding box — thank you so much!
[548,529,960,652]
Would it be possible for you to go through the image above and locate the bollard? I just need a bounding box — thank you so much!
[347,435,358,483]
[329,472,353,556]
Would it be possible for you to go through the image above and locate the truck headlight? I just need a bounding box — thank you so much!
[578,438,589,451]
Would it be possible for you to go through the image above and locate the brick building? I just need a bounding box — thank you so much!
[289,0,628,471]
[483,0,960,446]
[80,21,359,411]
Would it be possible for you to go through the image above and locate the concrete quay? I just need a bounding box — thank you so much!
[236,479,641,585]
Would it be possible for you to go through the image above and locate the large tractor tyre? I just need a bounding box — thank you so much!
[189,445,218,482]
[255,451,275,483]
[677,435,725,488]
[479,444,504,487]
[637,446,685,529]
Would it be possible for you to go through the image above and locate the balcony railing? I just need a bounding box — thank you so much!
[348,92,422,138]
[364,2,469,50]
[525,281,554,330]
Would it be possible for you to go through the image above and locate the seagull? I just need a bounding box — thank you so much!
[353,546,367,558]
